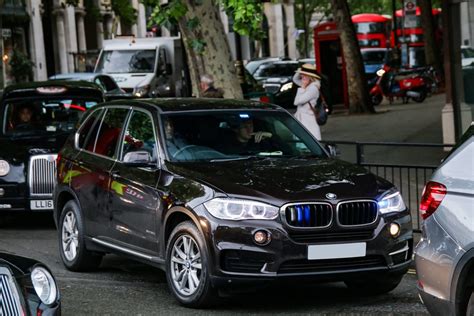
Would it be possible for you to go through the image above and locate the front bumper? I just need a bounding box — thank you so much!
[197,206,413,287]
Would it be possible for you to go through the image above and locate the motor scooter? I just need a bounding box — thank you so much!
[370,65,428,105]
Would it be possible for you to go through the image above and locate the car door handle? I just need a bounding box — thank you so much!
[110,171,120,179]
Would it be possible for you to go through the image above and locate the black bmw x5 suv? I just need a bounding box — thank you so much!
[54,98,413,307]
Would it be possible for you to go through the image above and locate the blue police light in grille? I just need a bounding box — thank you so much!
[285,204,332,227]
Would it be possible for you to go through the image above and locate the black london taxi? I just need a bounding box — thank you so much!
[0,251,61,315]
[54,98,413,307]
[0,81,103,224]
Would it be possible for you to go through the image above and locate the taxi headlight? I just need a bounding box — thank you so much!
[31,266,58,305]
[204,198,279,220]
[280,82,293,92]
[0,160,10,176]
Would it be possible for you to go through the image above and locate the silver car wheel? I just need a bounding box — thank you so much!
[62,210,79,261]
[170,234,202,296]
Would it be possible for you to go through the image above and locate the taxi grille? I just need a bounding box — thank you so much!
[0,270,21,316]
[284,203,332,228]
[29,155,57,196]
[337,201,378,226]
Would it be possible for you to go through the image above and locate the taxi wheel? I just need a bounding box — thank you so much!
[166,221,217,308]
[344,273,404,295]
[58,200,102,271]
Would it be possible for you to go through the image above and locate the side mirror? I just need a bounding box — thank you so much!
[123,151,153,165]
[325,143,339,157]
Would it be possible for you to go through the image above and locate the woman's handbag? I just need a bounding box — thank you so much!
[310,95,328,126]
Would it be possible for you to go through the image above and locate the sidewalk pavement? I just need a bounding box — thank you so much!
[321,93,445,144]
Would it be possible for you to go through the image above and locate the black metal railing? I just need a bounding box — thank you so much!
[321,141,455,233]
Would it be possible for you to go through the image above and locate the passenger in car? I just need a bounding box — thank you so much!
[217,118,275,155]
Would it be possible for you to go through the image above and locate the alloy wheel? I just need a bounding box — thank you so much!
[170,234,202,296]
[62,210,79,261]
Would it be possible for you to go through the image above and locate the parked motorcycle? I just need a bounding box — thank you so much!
[370,65,428,105]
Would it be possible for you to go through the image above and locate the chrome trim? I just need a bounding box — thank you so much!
[0,267,22,316]
[389,242,409,256]
[28,154,58,197]
[92,237,153,260]
[280,201,333,230]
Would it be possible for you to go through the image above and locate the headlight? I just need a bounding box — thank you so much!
[204,198,279,220]
[134,85,150,97]
[31,266,58,305]
[280,82,293,92]
[0,160,10,176]
[376,69,386,77]
[378,191,406,214]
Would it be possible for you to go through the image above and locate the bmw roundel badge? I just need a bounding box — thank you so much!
[326,193,337,200]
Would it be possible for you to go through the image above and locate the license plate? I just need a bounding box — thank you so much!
[30,200,54,210]
[308,243,366,260]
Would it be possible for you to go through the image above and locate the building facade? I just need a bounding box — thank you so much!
[1,0,297,86]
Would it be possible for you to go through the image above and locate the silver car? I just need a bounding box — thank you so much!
[415,124,474,316]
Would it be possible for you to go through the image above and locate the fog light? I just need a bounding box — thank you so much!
[389,223,401,237]
[253,230,270,245]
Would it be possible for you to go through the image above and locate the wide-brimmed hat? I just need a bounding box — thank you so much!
[296,63,321,80]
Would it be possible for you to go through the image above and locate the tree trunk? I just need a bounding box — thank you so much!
[330,0,374,113]
[419,0,442,74]
[177,0,242,99]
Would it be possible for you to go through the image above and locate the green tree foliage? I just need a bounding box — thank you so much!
[9,49,34,83]
[146,0,265,54]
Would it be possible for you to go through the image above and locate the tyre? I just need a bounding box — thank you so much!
[344,273,404,295]
[166,221,217,308]
[467,291,474,316]
[371,93,383,106]
[413,89,427,103]
[58,200,102,271]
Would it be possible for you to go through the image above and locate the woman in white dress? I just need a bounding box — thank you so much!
[293,63,322,140]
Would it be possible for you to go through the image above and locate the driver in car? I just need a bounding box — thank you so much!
[164,119,189,159]
[12,104,37,130]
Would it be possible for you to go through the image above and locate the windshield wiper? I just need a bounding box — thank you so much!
[210,156,256,162]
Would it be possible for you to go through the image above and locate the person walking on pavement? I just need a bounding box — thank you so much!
[200,74,224,98]
[293,64,322,140]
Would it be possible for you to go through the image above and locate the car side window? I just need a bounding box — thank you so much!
[120,110,158,163]
[77,109,104,149]
[92,108,129,158]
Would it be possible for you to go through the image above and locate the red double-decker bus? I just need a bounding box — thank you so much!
[352,14,391,48]
[395,7,442,68]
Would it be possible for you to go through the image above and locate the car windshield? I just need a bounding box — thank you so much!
[162,110,325,162]
[362,50,387,65]
[3,98,100,137]
[95,50,156,74]
[254,63,298,79]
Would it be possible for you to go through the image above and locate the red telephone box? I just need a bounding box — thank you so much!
[313,22,349,107]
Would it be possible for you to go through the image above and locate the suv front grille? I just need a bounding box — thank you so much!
[337,201,378,226]
[0,268,22,316]
[278,256,386,274]
[284,203,332,228]
[29,155,57,197]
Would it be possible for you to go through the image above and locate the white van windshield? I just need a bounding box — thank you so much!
[96,50,156,74]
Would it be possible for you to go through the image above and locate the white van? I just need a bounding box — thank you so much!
[94,37,189,97]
